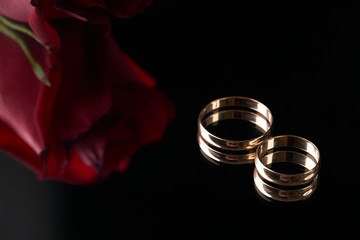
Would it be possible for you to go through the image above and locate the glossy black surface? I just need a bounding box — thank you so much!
[1,1,360,239]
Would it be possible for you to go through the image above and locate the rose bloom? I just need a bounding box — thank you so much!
[0,0,152,22]
[0,0,174,184]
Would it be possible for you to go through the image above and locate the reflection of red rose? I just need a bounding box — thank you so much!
[0,18,174,184]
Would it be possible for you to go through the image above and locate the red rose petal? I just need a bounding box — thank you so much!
[0,0,34,22]
[105,35,156,87]
[50,20,112,142]
[49,148,107,184]
[104,0,153,18]
[0,33,47,154]
[28,10,61,52]
[0,120,42,174]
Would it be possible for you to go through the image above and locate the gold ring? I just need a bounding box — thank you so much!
[197,96,273,164]
[255,135,320,186]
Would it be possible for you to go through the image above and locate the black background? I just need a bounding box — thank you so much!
[1,1,360,239]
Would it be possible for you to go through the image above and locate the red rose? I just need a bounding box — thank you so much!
[0,17,174,184]
[0,0,153,63]
[0,0,152,22]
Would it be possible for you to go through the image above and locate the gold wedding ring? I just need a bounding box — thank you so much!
[197,97,320,202]
[254,135,320,202]
[198,96,273,164]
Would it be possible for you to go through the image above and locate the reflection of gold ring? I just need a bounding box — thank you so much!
[197,96,273,164]
[253,169,319,202]
[255,135,320,186]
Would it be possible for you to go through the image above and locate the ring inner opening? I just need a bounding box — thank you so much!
[203,109,269,140]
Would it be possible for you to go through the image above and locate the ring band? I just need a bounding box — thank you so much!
[197,96,273,164]
[255,135,320,187]
[253,169,319,202]
[198,96,273,151]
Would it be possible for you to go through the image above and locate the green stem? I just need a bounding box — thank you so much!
[0,15,50,87]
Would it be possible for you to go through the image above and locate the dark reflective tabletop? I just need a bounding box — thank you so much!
[1,1,359,239]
